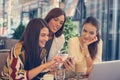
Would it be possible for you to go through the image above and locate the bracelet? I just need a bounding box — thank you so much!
[85,54,90,58]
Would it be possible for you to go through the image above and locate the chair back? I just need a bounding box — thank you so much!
[0,52,8,73]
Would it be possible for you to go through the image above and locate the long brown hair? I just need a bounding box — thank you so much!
[44,8,66,37]
[82,16,100,60]
[20,18,49,70]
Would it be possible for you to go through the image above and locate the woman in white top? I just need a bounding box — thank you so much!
[44,8,66,61]
[64,16,103,76]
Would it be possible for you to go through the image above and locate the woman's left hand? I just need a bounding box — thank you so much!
[84,36,98,48]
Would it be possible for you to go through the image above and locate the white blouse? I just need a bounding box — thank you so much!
[47,34,65,61]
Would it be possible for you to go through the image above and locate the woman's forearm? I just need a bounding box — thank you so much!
[84,47,93,67]
[28,60,55,79]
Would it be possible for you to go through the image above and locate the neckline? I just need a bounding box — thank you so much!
[78,37,84,52]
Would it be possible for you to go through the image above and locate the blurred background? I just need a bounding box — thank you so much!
[0,0,120,61]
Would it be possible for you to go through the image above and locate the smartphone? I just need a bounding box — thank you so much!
[67,57,71,62]
[67,57,73,64]
[61,57,73,69]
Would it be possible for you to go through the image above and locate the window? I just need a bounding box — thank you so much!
[73,0,120,61]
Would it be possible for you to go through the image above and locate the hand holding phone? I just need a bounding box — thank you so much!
[62,57,74,71]
[66,57,73,65]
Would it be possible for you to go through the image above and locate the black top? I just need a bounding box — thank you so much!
[32,39,54,80]
[45,38,54,61]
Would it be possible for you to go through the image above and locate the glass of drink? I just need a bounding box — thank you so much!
[55,69,65,80]
[75,62,85,79]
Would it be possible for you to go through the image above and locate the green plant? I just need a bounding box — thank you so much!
[12,23,25,39]
[61,17,79,51]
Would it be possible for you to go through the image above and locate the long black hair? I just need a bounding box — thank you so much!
[82,16,100,60]
[20,18,49,70]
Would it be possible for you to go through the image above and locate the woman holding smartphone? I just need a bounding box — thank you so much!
[0,18,63,80]
[64,16,103,77]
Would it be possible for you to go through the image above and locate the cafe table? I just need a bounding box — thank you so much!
[66,77,88,80]
[65,73,89,80]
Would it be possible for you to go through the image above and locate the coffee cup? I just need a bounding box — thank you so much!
[40,74,54,80]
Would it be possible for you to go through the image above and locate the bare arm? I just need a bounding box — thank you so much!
[28,55,63,79]
[83,36,98,74]
[28,60,55,79]
[83,46,93,74]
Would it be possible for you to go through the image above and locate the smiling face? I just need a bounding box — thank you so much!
[48,15,65,34]
[81,23,97,43]
[39,27,49,47]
